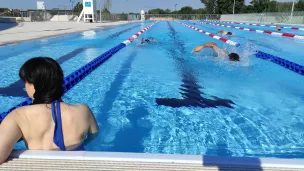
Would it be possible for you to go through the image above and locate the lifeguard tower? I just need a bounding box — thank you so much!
[141,10,145,21]
[77,0,97,22]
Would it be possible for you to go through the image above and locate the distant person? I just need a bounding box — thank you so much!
[0,57,99,165]
[276,25,282,31]
[216,30,233,36]
[192,42,240,62]
[141,37,158,44]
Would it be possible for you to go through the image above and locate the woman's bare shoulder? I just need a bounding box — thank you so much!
[65,103,92,114]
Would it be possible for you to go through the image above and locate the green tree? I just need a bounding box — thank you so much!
[73,2,83,12]
[243,5,256,13]
[104,0,112,11]
[148,8,166,14]
[165,9,171,13]
[249,0,270,13]
[180,6,193,14]
[201,0,245,14]
[200,0,217,13]
[193,8,207,14]
[296,0,304,11]
[101,8,110,14]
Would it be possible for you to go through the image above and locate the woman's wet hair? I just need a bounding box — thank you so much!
[228,53,240,61]
[227,32,232,35]
[19,57,64,104]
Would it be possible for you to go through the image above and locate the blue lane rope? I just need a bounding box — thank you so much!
[0,43,126,123]
[0,20,159,123]
[186,21,304,77]
[254,51,304,76]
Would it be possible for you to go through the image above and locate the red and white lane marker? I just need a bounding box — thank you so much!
[198,21,304,39]
[123,21,159,45]
[176,21,239,46]
[204,20,304,31]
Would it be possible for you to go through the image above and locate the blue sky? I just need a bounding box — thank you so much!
[0,0,293,13]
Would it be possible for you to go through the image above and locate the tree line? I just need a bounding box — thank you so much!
[147,0,304,15]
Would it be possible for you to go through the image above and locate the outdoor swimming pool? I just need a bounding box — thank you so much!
[0,20,304,159]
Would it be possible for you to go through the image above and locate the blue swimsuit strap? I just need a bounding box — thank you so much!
[51,100,66,151]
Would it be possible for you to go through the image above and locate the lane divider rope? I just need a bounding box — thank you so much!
[176,21,304,77]
[197,21,304,39]
[203,20,304,31]
[177,21,240,46]
[0,21,159,123]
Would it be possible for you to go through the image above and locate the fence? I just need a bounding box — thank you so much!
[1,11,304,24]
[145,14,220,21]
[98,14,140,22]
[221,11,304,24]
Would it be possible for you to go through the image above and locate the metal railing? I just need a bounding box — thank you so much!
[221,11,304,24]
[1,11,303,24]
[98,14,140,22]
[145,14,220,21]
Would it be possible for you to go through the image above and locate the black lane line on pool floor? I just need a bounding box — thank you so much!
[155,21,235,109]
[0,47,92,97]
[96,50,151,152]
[0,24,142,97]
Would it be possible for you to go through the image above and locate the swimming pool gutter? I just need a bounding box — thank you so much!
[2,150,303,170]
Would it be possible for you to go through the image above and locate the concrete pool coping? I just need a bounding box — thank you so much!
[0,21,138,46]
[1,150,303,170]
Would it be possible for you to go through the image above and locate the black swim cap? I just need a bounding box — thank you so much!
[228,53,240,61]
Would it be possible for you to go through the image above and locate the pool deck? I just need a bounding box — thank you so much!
[1,150,303,171]
[0,21,135,46]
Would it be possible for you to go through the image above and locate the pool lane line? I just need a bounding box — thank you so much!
[0,24,145,97]
[177,21,240,46]
[197,21,304,39]
[204,20,304,31]
[175,21,304,77]
[0,21,159,123]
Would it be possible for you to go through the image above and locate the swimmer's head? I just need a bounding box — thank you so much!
[276,25,282,31]
[228,53,240,61]
[226,32,232,36]
[19,57,64,104]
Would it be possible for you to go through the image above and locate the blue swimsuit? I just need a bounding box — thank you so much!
[51,100,85,151]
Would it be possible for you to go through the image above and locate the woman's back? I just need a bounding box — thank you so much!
[0,57,98,164]
[14,103,93,150]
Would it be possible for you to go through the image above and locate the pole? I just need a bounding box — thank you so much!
[290,0,295,23]
[233,0,236,21]
[233,0,236,15]
[71,0,74,16]
[100,0,102,22]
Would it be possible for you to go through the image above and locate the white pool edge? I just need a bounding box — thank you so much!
[9,150,304,169]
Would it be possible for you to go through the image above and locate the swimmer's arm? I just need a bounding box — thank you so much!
[221,49,229,56]
[192,42,216,52]
[211,44,221,57]
[216,30,223,34]
[83,105,99,146]
[0,111,22,165]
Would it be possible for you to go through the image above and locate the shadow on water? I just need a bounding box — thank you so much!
[156,21,235,109]
[202,143,263,170]
[0,23,18,32]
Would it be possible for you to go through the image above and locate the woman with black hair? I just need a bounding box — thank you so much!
[0,57,99,164]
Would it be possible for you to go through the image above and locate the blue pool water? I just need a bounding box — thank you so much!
[1,21,304,159]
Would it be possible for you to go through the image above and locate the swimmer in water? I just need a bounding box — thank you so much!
[141,37,157,44]
[276,25,282,31]
[192,42,240,62]
[216,30,232,36]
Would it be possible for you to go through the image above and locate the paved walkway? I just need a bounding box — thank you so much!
[0,21,133,46]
